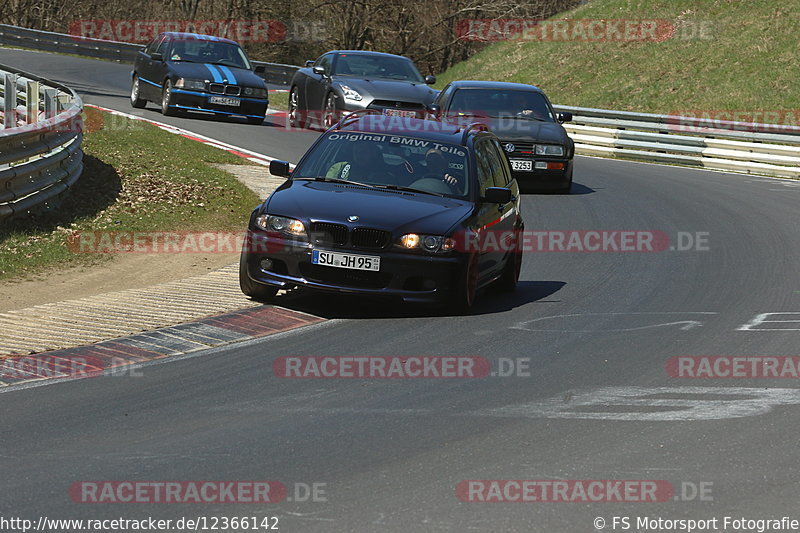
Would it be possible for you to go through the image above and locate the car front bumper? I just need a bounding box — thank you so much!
[241,231,466,303]
[171,89,268,119]
[510,158,573,189]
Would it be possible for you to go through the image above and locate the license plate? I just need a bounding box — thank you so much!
[209,96,241,107]
[383,109,417,118]
[312,250,380,271]
[510,159,533,171]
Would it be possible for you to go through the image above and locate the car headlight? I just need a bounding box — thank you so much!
[243,87,268,98]
[398,233,455,253]
[256,214,306,238]
[175,78,206,90]
[340,84,363,101]
[535,144,565,156]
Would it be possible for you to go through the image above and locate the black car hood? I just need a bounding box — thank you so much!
[335,76,438,105]
[265,181,473,235]
[168,61,264,87]
[486,118,570,144]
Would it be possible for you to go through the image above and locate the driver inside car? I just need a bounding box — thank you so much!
[325,142,384,182]
[425,149,464,194]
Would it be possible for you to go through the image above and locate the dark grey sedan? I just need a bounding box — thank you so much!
[288,50,438,129]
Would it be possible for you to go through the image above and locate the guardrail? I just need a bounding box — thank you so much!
[553,105,800,179]
[0,63,83,221]
[0,24,301,87]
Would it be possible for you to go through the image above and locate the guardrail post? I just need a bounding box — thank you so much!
[25,80,40,124]
[43,88,58,119]
[3,73,17,128]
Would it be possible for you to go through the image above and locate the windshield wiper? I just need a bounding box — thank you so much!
[293,176,377,188]
[374,184,445,197]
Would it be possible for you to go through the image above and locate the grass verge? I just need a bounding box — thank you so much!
[0,107,261,281]
[436,0,800,120]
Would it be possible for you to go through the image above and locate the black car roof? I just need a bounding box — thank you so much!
[326,50,414,60]
[157,32,239,45]
[332,116,492,146]
[446,80,544,93]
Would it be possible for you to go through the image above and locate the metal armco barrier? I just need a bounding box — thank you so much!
[553,105,800,179]
[0,63,83,221]
[0,24,142,62]
[0,24,300,86]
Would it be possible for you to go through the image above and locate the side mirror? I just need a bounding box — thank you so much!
[254,64,266,74]
[425,75,436,85]
[150,52,164,62]
[557,112,573,123]
[312,66,326,76]
[483,187,513,204]
[425,103,441,118]
[305,60,315,67]
[270,160,292,178]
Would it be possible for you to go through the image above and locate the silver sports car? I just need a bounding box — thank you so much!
[288,50,438,129]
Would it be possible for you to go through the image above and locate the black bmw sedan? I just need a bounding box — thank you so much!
[288,51,438,130]
[430,81,575,193]
[239,113,524,312]
[131,32,269,124]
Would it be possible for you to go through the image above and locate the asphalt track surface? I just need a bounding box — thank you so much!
[3,48,800,532]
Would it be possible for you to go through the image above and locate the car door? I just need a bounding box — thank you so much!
[136,36,163,100]
[149,37,172,91]
[304,53,334,121]
[474,138,518,280]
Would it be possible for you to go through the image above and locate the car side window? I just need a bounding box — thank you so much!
[474,144,495,196]
[489,140,512,186]
[436,84,453,107]
[155,38,170,57]
[316,54,333,74]
[478,140,508,188]
[145,37,163,56]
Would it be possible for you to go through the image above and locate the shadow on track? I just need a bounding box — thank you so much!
[266,280,566,319]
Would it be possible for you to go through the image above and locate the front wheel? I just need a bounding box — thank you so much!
[130,75,146,108]
[161,80,178,116]
[448,254,478,314]
[322,92,339,129]
[495,231,522,292]
[288,86,306,129]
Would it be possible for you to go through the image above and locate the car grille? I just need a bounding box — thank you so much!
[299,264,392,289]
[501,141,535,154]
[352,228,391,249]
[310,222,348,246]
[369,100,425,110]
[309,223,392,250]
[209,83,241,96]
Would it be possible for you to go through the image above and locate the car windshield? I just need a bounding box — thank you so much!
[333,54,425,83]
[168,40,251,70]
[447,89,555,121]
[292,132,471,198]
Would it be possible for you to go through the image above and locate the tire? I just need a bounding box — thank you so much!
[448,254,478,314]
[288,86,306,129]
[322,92,339,129]
[495,229,522,292]
[161,80,178,116]
[130,75,146,108]
[239,252,279,302]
